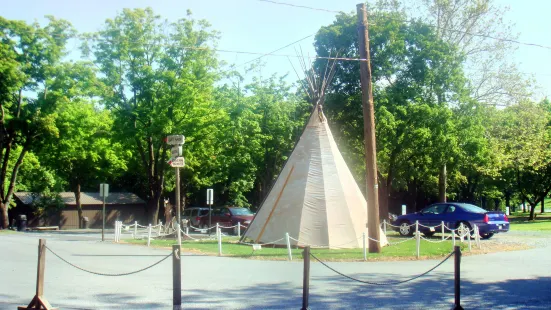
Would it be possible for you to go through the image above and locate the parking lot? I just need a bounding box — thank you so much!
[1,230,551,309]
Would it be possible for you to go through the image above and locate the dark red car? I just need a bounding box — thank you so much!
[199,206,254,233]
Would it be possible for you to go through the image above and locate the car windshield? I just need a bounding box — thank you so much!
[199,210,209,216]
[457,203,487,214]
[231,208,253,216]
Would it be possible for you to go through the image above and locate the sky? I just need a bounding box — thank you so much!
[2,0,550,100]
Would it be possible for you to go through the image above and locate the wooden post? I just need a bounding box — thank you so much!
[18,239,57,310]
[177,224,182,247]
[173,244,182,310]
[175,166,181,243]
[357,3,381,253]
[454,245,464,310]
[301,246,311,310]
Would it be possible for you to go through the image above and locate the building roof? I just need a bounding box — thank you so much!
[15,192,146,206]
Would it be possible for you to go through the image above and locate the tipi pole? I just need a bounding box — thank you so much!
[256,166,295,243]
[357,3,381,253]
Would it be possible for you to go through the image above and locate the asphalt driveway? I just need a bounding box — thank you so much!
[1,230,550,309]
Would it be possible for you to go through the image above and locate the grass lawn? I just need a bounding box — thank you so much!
[509,219,551,231]
[125,236,464,261]
[0,229,17,234]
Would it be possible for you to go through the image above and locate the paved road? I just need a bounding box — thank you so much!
[1,231,550,309]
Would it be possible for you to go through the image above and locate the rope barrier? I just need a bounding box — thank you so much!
[46,246,172,276]
[310,251,454,285]
[420,235,453,243]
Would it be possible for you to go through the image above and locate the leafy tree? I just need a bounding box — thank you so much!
[37,61,128,227]
[83,8,220,224]
[489,101,551,220]
[0,16,74,228]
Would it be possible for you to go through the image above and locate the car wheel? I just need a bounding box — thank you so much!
[423,232,435,238]
[480,232,494,240]
[455,221,472,237]
[399,221,413,236]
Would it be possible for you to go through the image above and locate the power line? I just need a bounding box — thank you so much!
[255,0,341,14]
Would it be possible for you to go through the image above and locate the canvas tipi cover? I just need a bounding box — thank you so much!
[243,105,388,249]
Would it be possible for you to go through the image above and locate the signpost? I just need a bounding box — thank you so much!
[100,183,109,241]
[166,135,185,246]
[207,188,213,235]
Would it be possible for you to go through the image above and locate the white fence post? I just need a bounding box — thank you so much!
[459,223,465,242]
[217,226,222,256]
[177,223,182,247]
[467,228,472,252]
[452,230,456,248]
[237,222,241,238]
[216,223,219,237]
[441,221,445,241]
[147,224,152,247]
[285,232,292,261]
[133,221,137,239]
[383,220,387,235]
[362,232,367,261]
[117,221,121,242]
[475,225,481,248]
[415,220,420,259]
[185,226,189,235]
[158,221,162,236]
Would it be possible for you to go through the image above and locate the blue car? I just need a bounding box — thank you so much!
[392,203,509,240]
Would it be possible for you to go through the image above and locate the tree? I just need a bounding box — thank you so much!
[83,8,220,224]
[38,61,128,227]
[489,101,551,220]
[0,16,74,228]
[314,11,467,216]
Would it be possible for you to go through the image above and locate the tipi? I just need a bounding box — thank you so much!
[242,55,388,249]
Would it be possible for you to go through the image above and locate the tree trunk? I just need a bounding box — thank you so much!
[529,203,536,220]
[522,197,526,213]
[75,183,82,229]
[0,201,8,229]
[438,163,446,202]
[541,195,545,214]
[505,191,511,212]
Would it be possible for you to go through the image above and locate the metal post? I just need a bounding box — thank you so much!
[285,232,292,261]
[362,232,367,261]
[442,221,445,241]
[237,222,241,237]
[217,227,222,256]
[175,167,181,243]
[102,194,106,241]
[454,246,463,310]
[208,203,212,236]
[416,220,420,259]
[301,246,310,310]
[173,244,182,310]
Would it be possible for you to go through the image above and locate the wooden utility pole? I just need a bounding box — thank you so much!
[357,3,381,253]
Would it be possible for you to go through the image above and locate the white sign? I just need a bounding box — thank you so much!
[207,188,213,205]
[166,135,185,145]
[402,204,406,215]
[171,145,182,159]
[99,183,109,198]
[169,157,185,167]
